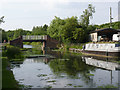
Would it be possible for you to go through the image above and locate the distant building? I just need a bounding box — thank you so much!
[90,28,120,42]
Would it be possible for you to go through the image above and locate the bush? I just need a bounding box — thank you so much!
[5,45,24,60]
[68,43,85,49]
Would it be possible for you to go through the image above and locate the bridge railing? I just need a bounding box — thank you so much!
[22,35,47,40]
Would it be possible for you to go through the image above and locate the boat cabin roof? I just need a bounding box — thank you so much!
[91,28,120,35]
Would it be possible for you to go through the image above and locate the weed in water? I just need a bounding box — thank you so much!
[37,74,47,77]
[47,80,56,83]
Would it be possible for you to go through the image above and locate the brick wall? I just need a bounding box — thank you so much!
[9,36,23,48]
[46,36,59,49]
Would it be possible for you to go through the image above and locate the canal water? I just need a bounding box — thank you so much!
[11,45,120,88]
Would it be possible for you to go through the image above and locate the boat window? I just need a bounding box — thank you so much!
[115,44,120,47]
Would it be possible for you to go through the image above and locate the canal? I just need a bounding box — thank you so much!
[10,45,120,88]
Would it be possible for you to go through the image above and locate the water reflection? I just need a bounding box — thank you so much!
[11,51,119,88]
[49,57,95,76]
[83,56,120,71]
[11,61,23,69]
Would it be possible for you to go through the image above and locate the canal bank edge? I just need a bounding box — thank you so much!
[2,57,19,89]
[69,47,120,64]
[68,42,120,57]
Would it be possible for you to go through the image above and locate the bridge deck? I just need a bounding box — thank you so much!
[22,35,47,40]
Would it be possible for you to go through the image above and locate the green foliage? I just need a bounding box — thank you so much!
[62,43,84,51]
[3,4,119,46]
[31,42,42,50]
[6,24,48,41]
[0,16,5,24]
[62,16,80,43]
[13,29,30,39]
[23,42,43,57]
[30,42,43,54]
[7,30,14,40]
[80,4,95,27]
[47,4,96,43]
[5,45,24,60]
[64,43,70,51]
[47,16,65,40]
[86,73,94,76]
[2,58,19,88]
[7,29,31,40]
[4,24,48,41]
[72,28,85,43]
[49,55,95,77]
[87,25,98,32]
[69,43,85,49]
[23,42,31,45]
[0,29,8,42]
[32,24,48,35]
[47,16,86,43]
[98,21,120,29]
[97,84,118,88]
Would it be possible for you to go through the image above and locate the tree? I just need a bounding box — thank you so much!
[6,29,31,40]
[47,16,88,43]
[80,4,95,27]
[42,24,48,31]
[47,16,81,43]
[0,16,5,24]
[7,30,14,40]
[32,24,48,35]
[0,28,8,42]
[72,28,85,43]
[2,29,7,42]
[0,16,7,42]
[98,21,120,29]
[62,16,79,43]
[47,16,65,40]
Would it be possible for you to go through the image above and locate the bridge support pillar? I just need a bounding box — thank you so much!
[42,41,47,55]
[42,41,46,50]
[43,50,46,55]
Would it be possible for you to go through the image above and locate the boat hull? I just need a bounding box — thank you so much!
[83,50,120,56]
[84,43,120,56]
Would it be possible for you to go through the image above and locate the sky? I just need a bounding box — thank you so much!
[0,0,120,31]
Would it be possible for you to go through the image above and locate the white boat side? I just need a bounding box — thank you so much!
[85,43,120,52]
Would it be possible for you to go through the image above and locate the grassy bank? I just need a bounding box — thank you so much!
[2,44,25,89]
[2,43,43,89]
[2,57,19,89]
[58,43,85,51]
